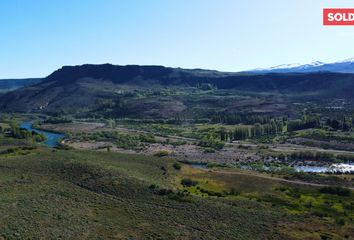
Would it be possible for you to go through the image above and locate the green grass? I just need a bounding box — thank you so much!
[178,166,354,239]
[0,148,281,239]
[0,147,352,239]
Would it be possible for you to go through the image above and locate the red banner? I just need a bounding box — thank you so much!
[323,8,354,25]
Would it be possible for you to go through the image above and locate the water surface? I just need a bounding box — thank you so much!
[295,166,328,173]
[21,122,65,147]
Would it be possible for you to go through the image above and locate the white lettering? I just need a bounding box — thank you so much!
[349,13,354,21]
[328,13,334,21]
[334,13,342,21]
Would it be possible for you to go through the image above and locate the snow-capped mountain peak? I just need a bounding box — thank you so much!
[246,58,354,74]
[308,61,325,66]
[335,57,354,63]
[257,63,302,71]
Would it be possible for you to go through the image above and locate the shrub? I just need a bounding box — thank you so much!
[181,178,198,187]
[149,184,158,189]
[154,150,169,157]
[168,191,191,202]
[21,146,37,150]
[170,140,187,146]
[156,189,173,195]
[173,162,181,170]
[139,134,156,143]
[319,186,351,196]
[55,143,73,150]
[0,148,17,154]
[229,188,240,196]
[199,188,224,197]
[336,218,345,226]
[198,135,224,150]
[203,147,215,153]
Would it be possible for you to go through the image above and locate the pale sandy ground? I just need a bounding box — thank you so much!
[69,141,137,154]
[67,139,260,165]
[44,121,354,165]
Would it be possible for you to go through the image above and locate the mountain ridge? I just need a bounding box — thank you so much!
[0,64,353,117]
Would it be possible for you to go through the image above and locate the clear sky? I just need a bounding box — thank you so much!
[1,0,354,78]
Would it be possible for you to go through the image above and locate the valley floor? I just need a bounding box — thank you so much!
[0,118,353,239]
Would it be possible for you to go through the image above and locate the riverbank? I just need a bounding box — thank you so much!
[20,122,65,147]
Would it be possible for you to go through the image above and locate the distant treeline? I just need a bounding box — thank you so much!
[275,151,354,163]
[325,115,354,131]
[214,114,354,142]
[227,122,284,141]
[211,114,283,125]
[286,115,354,132]
[287,117,320,132]
[211,121,284,142]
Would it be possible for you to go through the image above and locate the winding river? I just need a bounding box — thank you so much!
[20,122,65,147]
[20,122,354,173]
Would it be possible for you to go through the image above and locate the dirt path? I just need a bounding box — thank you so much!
[203,168,354,191]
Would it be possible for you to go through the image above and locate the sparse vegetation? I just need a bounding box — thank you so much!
[153,150,169,157]
[173,162,182,170]
[181,178,198,187]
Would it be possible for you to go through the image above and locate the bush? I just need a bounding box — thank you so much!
[21,146,37,150]
[55,143,73,150]
[336,218,345,226]
[198,132,225,150]
[228,188,240,196]
[33,133,47,142]
[203,147,215,153]
[181,178,198,187]
[198,136,224,150]
[0,148,17,154]
[156,188,173,195]
[154,150,169,157]
[173,162,181,170]
[149,184,158,189]
[168,191,191,202]
[139,134,156,143]
[170,140,187,146]
[319,186,351,196]
[199,188,224,197]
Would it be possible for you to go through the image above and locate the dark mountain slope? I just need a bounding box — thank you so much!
[0,64,353,116]
[0,78,42,92]
[44,64,228,86]
[42,64,354,93]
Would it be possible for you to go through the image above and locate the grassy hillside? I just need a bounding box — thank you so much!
[0,146,352,239]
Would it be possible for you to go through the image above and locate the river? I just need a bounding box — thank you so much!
[20,122,65,147]
[295,164,354,174]
[188,161,354,174]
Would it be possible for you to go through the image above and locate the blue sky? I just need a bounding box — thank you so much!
[1,0,354,78]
